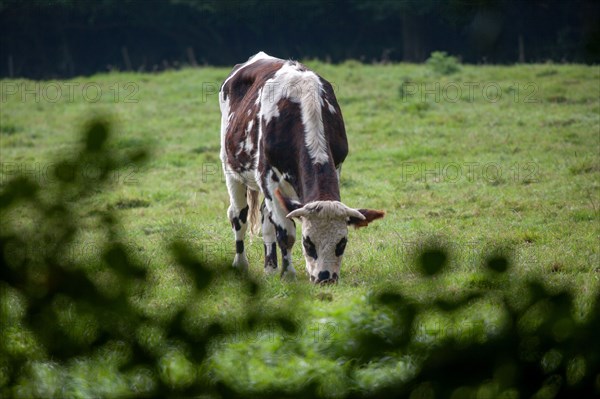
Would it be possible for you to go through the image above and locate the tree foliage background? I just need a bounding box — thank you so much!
[1,0,599,78]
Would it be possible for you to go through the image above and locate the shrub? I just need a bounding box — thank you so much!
[426,51,461,75]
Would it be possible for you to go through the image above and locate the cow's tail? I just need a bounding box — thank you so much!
[247,188,261,237]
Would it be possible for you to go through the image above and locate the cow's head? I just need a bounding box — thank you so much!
[276,191,384,283]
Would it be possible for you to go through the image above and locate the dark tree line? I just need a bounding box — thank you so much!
[0,0,598,78]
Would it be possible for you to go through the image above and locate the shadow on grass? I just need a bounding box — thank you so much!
[1,119,598,398]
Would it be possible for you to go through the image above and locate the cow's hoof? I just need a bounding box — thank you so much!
[232,255,249,273]
[280,267,296,281]
[264,265,278,276]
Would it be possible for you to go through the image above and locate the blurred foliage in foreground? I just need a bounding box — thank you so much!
[1,119,599,398]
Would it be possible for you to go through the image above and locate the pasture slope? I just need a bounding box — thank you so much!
[1,61,599,397]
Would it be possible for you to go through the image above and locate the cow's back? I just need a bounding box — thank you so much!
[220,52,348,202]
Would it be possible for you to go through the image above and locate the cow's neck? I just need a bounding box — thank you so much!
[297,154,341,203]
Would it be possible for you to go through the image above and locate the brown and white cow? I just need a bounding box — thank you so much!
[219,52,384,283]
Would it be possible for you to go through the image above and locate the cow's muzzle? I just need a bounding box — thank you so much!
[311,271,339,284]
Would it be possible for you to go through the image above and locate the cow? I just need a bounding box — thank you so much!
[219,52,384,284]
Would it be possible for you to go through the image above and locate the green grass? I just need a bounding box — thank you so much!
[1,61,599,397]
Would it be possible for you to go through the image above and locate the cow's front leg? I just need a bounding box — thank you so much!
[261,200,279,275]
[262,174,296,280]
[225,176,249,272]
[273,212,296,280]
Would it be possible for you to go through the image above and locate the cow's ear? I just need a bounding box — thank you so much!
[348,209,385,228]
[275,188,304,214]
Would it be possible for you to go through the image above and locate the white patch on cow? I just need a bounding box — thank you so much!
[300,78,329,165]
[239,170,260,191]
[246,119,254,135]
[237,119,255,160]
[255,87,263,106]
[325,99,336,114]
[244,118,254,151]
[255,104,264,173]
[219,93,231,164]
[271,167,299,201]
[247,51,275,63]
[259,84,281,123]
[257,61,330,165]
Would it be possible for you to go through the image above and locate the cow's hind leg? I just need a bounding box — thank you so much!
[225,175,250,272]
[261,200,278,275]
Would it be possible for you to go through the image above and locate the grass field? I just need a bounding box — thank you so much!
[1,60,599,397]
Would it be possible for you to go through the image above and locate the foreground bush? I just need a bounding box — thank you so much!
[1,119,598,398]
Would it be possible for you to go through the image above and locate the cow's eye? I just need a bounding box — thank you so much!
[303,236,318,259]
[335,237,347,257]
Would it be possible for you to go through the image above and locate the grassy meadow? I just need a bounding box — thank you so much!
[1,60,599,397]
